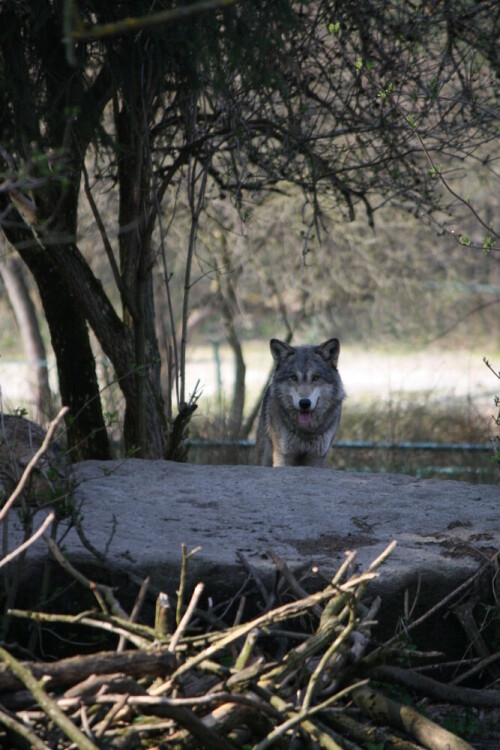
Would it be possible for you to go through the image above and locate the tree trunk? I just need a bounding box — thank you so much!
[214,238,246,438]
[0,253,53,421]
[19,252,111,461]
[0,218,111,461]
[115,99,166,458]
[41,237,166,459]
[0,8,167,458]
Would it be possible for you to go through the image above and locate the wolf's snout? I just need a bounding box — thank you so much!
[299,398,312,411]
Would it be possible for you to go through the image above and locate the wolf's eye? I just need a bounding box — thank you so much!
[289,374,298,382]
[312,374,322,382]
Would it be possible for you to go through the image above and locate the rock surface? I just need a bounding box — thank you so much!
[10,460,498,621]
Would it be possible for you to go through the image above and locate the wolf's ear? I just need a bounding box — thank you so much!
[270,339,295,366]
[316,338,340,367]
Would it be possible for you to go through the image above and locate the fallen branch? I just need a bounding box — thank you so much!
[8,608,153,650]
[0,647,178,694]
[324,710,425,750]
[256,682,369,750]
[0,644,99,750]
[157,568,378,691]
[370,664,500,708]
[0,705,52,750]
[353,685,475,750]
[368,551,498,661]
[1,541,497,749]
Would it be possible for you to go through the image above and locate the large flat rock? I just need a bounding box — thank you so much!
[11,460,498,618]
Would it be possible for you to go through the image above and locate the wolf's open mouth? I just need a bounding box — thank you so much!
[298,411,312,425]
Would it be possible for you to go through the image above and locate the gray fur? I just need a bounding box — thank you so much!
[255,338,346,467]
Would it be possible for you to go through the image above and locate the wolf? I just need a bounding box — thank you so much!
[255,338,345,467]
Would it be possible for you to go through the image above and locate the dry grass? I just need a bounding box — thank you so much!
[187,344,499,482]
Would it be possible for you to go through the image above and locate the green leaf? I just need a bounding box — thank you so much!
[429,163,442,176]
[378,82,394,99]
[483,236,493,252]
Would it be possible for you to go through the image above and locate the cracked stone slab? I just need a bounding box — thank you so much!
[9,460,498,618]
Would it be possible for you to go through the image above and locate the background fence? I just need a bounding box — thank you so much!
[187,439,498,483]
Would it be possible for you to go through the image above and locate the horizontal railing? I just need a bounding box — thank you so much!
[187,439,494,452]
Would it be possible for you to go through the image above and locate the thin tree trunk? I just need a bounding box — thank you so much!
[0,254,53,420]
[214,237,246,438]
[180,159,208,406]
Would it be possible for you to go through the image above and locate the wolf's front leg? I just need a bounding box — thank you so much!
[271,448,292,467]
[271,454,285,466]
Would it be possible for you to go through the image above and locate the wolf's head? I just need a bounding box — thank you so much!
[270,338,343,428]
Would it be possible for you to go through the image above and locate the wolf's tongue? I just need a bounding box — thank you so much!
[298,411,312,425]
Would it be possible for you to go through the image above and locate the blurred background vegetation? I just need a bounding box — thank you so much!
[0,0,498,480]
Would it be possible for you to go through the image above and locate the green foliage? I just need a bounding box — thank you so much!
[429,164,443,177]
[483,235,494,252]
[377,82,394,98]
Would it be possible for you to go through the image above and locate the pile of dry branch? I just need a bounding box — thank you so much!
[1,537,499,750]
[0,409,499,749]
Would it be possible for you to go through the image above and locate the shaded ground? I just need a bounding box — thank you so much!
[3,459,499,748]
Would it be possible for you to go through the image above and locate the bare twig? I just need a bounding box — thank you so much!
[158,569,379,689]
[256,680,369,750]
[0,644,99,750]
[176,543,202,626]
[81,158,136,319]
[0,705,52,750]
[237,550,271,608]
[267,550,322,617]
[368,552,498,660]
[42,535,129,620]
[370,665,500,708]
[180,156,209,406]
[0,406,68,523]
[0,512,54,569]
[117,575,150,652]
[169,582,204,654]
[68,0,237,41]
[452,650,500,686]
